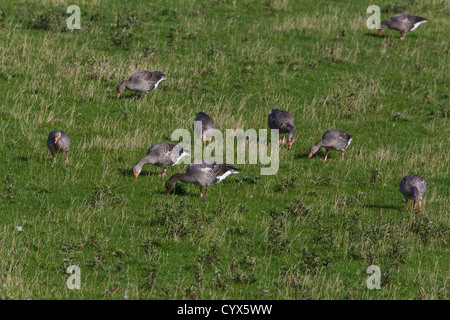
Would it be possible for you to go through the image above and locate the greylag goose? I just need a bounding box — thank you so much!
[268,109,295,148]
[378,13,427,40]
[193,112,215,146]
[116,71,166,99]
[133,142,189,178]
[399,174,427,211]
[308,129,352,161]
[165,160,238,202]
[47,130,71,163]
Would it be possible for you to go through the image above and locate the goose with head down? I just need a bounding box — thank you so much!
[268,109,295,148]
[47,130,71,163]
[378,13,427,40]
[165,160,238,202]
[133,142,189,178]
[399,174,427,211]
[193,112,215,146]
[116,71,166,99]
[308,129,352,161]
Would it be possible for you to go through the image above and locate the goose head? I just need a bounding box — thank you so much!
[308,144,320,158]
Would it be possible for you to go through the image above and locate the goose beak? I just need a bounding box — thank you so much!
[166,189,171,195]
[378,30,382,36]
[117,93,121,99]
[134,172,139,179]
[202,141,206,146]
[308,152,313,158]
[54,137,59,143]
[288,142,293,148]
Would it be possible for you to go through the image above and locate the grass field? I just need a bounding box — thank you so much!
[0,0,449,300]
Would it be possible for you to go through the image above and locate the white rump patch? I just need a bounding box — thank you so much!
[172,152,190,165]
[153,77,166,89]
[216,170,239,183]
[346,138,352,149]
[410,20,427,31]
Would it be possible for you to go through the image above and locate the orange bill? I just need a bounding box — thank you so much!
[288,142,293,148]
[55,137,59,143]
[308,152,313,158]
[117,93,121,99]
[378,30,382,36]
[134,172,139,179]
[166,189,170,195]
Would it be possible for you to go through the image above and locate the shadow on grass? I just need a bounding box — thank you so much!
[109,94,141,100]
[17,156,31,162]
[364,32,383,38]
[162,183,196,197]
[118,168,159,177]
[294,153,311,159]
[363,204,400,211]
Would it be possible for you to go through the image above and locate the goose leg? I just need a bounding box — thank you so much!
[142,92,148,99]
[65,151,69,164]
[405,199,408,210]
[200,186,203,198]
[341,151,344,160]
[159,168,167,177]
[131,92,139,99]
[418,200,422,212]
[400,32,406,40]
[324,150,329,161]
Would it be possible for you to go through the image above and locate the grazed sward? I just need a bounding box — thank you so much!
[0,0,448,299]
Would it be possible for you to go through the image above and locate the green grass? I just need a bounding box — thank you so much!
[0,0,449,299]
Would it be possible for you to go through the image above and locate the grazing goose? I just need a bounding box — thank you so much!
[399,174,427,211]
[47,130,71,163]
[116,71,166,99]
[308,129,352,161]
[378,13,427,40]
[165,160,238,202]
[133,142,189,178]
[268,109,295,148]
[193,112,215,146]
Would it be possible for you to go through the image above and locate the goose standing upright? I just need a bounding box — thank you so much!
[268,109,295,148]
[116,71,166,99]
[378,13,427,40]
[308,129,352,161]
[165,160,238,202]
[47,130,71,163]
[194,112,215,146]
[133,142,189,178]
[399,174,427,211]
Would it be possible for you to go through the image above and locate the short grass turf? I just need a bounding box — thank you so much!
[0,0,449,299]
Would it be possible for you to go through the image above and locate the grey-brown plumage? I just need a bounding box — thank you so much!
[378,13,427,40]
[165,160,238,202]
[116,71,166,99]
[193,112,215,146]
[268,109,295,148]
[308,129,352,161]
[133,142,189,178]
[399,174,427,211]
[47,130,70,163]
